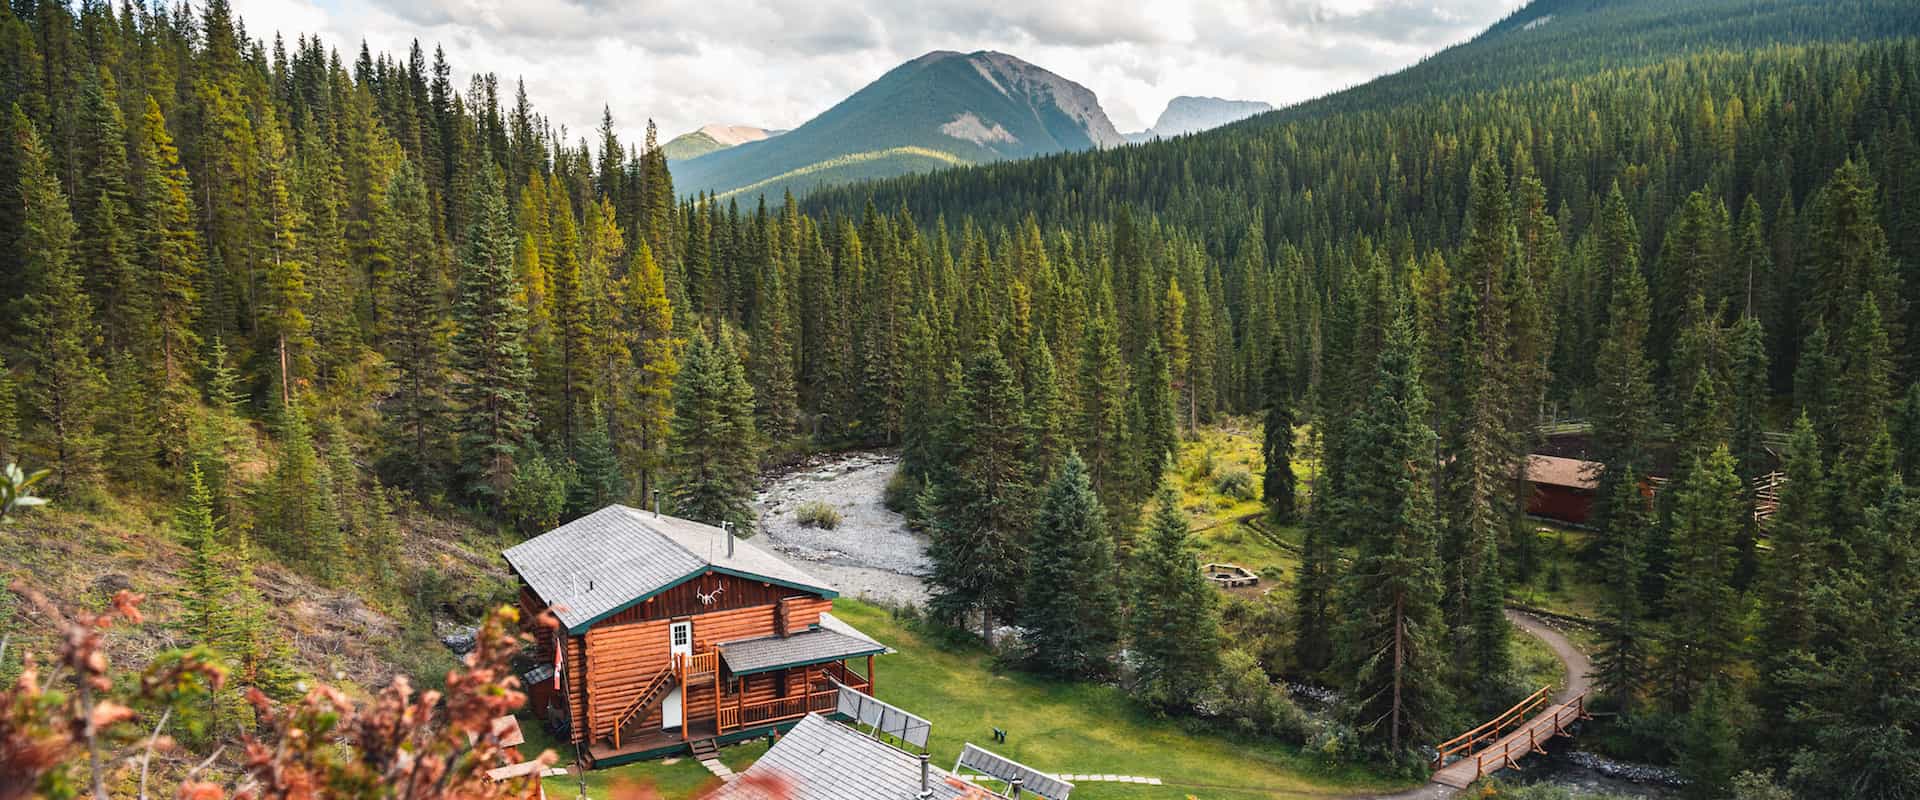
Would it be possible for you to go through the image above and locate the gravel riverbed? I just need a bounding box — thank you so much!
[752,451,932,609]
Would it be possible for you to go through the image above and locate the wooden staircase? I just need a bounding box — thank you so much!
[689,738,718,760]
[611,665,679,749]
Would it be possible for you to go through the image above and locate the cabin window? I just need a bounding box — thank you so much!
[774,669,789,698]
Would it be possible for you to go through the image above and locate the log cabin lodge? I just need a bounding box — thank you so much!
[505,505,889,768]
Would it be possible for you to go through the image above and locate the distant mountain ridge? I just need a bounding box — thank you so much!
[1123,96,1273,142]
[672,50,1124,199]
[662,124,781,161]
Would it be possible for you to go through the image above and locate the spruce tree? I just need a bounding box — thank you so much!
[1594,466,1653,709]
[622,241,678,500]
[451,163,535,508]
[256,400,342,582]
[1895,382,1920,484]
[1129,483,1222,710]
[1657,445,1747,710]
[1293,521,1337,674]
[1076,314,1132,516]
[1753,414,1827,756]
[1785,495,1920,800]
[749,254,799,439]
[175,464,234,648]
[1262,345,1298,524]
[667,327,759,533]
[1021,332,1067,489]
[1728,315,1769,587]
[1019,453,1122,679]
[12,110,104,488]
[927,340,1030,641]
[1591,243,1656,538]
[568,405,625,517]
[379,162,452,494]
[1331,315,1453,752]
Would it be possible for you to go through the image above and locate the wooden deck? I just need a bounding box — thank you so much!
[586,719,721,766]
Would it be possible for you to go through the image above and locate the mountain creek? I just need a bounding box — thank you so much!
[752,451,932,608]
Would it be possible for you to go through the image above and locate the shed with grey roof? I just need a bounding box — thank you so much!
[708,714,974,800]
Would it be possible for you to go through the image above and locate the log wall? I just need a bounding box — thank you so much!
[575,589,834,742]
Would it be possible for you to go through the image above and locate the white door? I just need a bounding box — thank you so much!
[663,621,692,730]
[661,687,682,730]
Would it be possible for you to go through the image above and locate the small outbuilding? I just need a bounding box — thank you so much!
[1524,455,1601,525]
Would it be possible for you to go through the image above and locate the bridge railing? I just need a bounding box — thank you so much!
[1456,691,1591,783]
[1431,685,1554,769]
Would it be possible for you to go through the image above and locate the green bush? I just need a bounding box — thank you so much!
[1214,468,1255,500]
[504,453,569,535]
[883,470,916,513]
[1197,649,1310,744]
[795,500,843,529]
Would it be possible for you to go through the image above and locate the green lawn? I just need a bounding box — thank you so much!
[824,601,1408,799]
[537,598,1410,799]
[1504,524,1606,620]
[515,710,773,799]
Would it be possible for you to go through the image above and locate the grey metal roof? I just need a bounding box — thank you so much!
[501,505,837,632]
[708,714,970,800]
[719,628,888,675]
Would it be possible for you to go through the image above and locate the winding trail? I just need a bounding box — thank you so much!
[1357,609,1592,799]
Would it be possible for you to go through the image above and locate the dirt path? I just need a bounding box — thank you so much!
[1358,609,1591,800]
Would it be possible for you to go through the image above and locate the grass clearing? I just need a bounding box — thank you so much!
[1506,523,1606,620]
[540,598,1412,799]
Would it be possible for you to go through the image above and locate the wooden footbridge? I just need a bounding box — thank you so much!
[1428,685,1592,788]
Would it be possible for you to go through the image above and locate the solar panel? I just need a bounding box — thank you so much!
[832,680,932,749]
[955,743,1074,800]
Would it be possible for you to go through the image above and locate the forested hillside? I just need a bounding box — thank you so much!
[2,0,1919,797]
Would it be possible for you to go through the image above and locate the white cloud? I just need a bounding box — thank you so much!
[227,0,1523,143]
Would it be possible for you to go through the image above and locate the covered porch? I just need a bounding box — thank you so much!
[591,621,887,765]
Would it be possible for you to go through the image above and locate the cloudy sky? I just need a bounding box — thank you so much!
[228,0,1527,143]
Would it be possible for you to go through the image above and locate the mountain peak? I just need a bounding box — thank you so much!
[672,49,1125,198]
[1126,96,1273,142]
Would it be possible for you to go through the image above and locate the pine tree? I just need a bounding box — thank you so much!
[622,241,678,500]
[1077,314,1132,514]
[1595,466,1653,709]
[1293,520,1337,674]
[12,110,104,488]
[1331,315,1453,752]
[1753,414,1827,757]
[1728,315,1769,586]
[1676,680,1740,800]
[1019,452,1122,679]
[1129,483,1222,710]
[0,353,16,463]
[1784,495,1920,800]
[668,327,759,533]
[1021,332,1067,488]
[174,464,234,648]
[1895,382,1920,485]
[256,400,342,582]
[749,254,798,439]
[927,340,1030,641]
[1262,344,1297,523]
[379,161,452,494]
[451,163,535,508]
[131,95,201,458]
[1591,251,1657,540]
[257,120,314,406]
[1657,445,1747,710]
[568,405,625,517]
